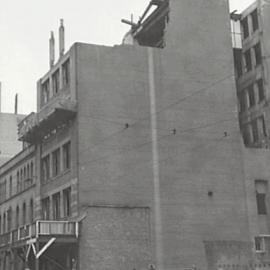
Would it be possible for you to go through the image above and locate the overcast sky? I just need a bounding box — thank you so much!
[0,0,255,114]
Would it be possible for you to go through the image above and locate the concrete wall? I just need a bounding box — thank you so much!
[74,0,251,269]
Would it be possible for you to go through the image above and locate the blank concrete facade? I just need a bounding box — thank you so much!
[1,0,270,270]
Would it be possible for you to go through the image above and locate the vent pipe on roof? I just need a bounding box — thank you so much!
[49,31,55,68]
[59,19,65,58]
[15,93,18,115]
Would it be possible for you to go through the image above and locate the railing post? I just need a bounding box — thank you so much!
[36,221,39,238]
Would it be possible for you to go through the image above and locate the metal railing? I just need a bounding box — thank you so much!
[0,220,78,247]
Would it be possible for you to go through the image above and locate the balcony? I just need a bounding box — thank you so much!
[0,220,78,249]
[18,96,77,143]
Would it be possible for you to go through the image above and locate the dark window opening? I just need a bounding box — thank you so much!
[255,237,264,252]
[63,141,71,171]
[52,69,60,95]
[258,79,265,102]
[29,199,34,223]
[251,9,259,32]
[256,193,267,215]
[52,148,60,177]
[16,206,19,228]
[7,208,12,231]
[62,59,70,87]
[254,43,262,66]
[252,120,259,143]
[42,197,50,220]
[242,124,251,146]
[244,49,252,72]
[41,155,50,182]
[52,193,61,220]
[22,203,26,225]
[9,176,12,198]
[238,91,246,112]
[248,85,255,107]
[233,48,243,78]
[258,115,267,138]
[41,79,50,106]
[63,187,71,217]
[241,17,249,39]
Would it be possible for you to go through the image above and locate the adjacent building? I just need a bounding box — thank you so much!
[0,85,24,166]
[232,0,270,148]
[2,0,270,270]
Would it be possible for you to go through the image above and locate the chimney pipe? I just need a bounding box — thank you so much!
[59,19,65,57]
[15,94,18,115]
[49,31,55,68]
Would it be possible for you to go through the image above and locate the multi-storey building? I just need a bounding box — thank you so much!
[2,0,270,270]
[0,85,24,166]
[232,0,270,148]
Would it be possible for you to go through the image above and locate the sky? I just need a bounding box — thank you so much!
[0,0,255,114]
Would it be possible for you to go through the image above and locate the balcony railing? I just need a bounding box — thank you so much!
[0,220,78,248]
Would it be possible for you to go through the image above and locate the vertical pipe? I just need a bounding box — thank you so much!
[49,31,55,68]
[59,19,65,58]
[148,47,164,270]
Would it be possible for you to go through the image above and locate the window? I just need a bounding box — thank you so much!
[255,180,268,215]
[238,91,246,112]
[41,79,50,106]
[16,206,19,228]
[29,199,34,223]
[63,142,71,170]
[251,9,259,32]
[244,49,252,72]
[9,176,12,198]
[255,237,265,252]
[241,17,249,39]
[243,124,252,146]
[3,213,6,233]
[42,197,50,220]
[62,59,70,87]
[248,85,255,107]
[7,208,12,231]
[22,203,26,225]
[16,171,20,193]
[254,43,262,66]
[0,180,7,202]
[257,79,265,102]
[252,120,259,143]
[30,162,34,178]
[52,149,60,177]
[52,193,61,220]
[257,116,267,138]
[52,69,60,95]
[41,155,50,182]
[63,187,71,217]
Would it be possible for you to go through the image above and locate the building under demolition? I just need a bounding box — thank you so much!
[1,0,270,269]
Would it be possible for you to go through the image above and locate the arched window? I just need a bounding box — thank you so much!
[22,203,26,225]
[29,199,34,223]
[16,206,20,228]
